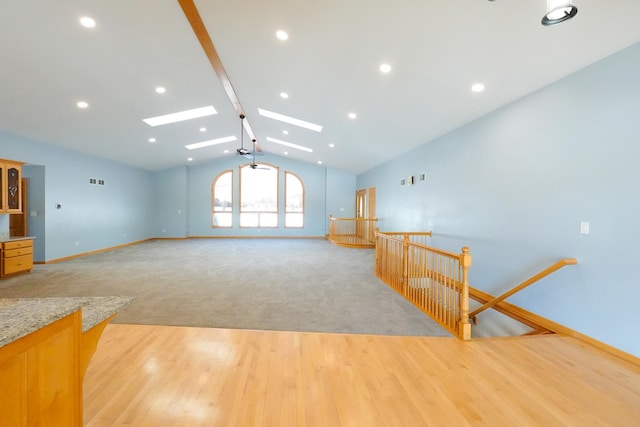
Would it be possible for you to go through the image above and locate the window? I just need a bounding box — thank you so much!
[212,170,233,227]
[285,172,304,228]
[239,163,278,227]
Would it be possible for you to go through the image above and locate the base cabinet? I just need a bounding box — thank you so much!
[1,239,34,278]
[0,311,82,426]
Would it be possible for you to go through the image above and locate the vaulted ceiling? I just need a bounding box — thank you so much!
[1,1,639,174]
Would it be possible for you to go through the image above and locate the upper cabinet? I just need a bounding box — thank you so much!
[1,159,24,214]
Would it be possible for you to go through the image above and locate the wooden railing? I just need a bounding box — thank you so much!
[328,216,378,248]
[470,258,578,326]
[375,231,471,340]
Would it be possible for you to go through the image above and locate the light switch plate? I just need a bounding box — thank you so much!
[579,221,590,235]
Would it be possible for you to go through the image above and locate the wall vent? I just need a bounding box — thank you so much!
[418,172,426,182]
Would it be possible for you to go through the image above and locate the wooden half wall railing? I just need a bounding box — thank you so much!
[375,230,472,340]
[328,216,378,247]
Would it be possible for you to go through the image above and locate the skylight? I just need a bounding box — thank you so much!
[143,106,217,127]
[185,135,236,150]
[258,108,323,132]
[266,137,313,153]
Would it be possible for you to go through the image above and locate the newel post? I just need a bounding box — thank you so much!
[402,234,410,295]
[459,246,472,340]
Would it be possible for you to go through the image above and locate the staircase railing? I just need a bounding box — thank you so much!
[469,258,578,324]
[328,216,378,248]
[375,230,471,340]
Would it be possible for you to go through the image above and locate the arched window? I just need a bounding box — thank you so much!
[239,163,279,227]
[212,170,233,227]
[285,172,304,228]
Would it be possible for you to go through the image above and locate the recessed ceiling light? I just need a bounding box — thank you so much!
[284,151,289,155]
[223,149,229,153]
[280,92,289,99]
[155,86,166,94]
[148,138,156,143]
[258,108,323,132]
[185,135,236,150]
[471,83,485,93]
[379,63,391,73]
[276,30,288,41]
[266,136,313,153]
[187,158,193,162]
[317,161,323,165]
[283,130,289,135]
[329,143,335,148]
[200,127,207,132]
[79,17,96,28]
[348,112,357,119]
[77,101,89,109]
[143,106,217,127]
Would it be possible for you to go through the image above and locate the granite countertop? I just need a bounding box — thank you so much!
[0,236,35,243]
[0,296,133,349]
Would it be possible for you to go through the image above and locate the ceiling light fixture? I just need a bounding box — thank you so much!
[148,138,156,143]
[187,158,193,162]
[155,86,166,94]
[379,63,391,73]
[276,30,289,41]
[79,17,96,28]
[280,92,289,99]
[258,108,323,132]
[348,112,357,119]
[317,161,323,165]
[143,105,217,127]
[185,135,236,150]
[329,143,335,148]
[266,136,313,153]
[542,0,578,26]
[200,127,206,132]
[77,101,89,109]
[283,130,289,135]
[471,83,485,93]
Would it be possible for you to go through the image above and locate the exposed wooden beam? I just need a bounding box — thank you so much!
[177,0,261,151]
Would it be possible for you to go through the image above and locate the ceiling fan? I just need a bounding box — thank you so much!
[236,114,251,157]
[248,137,269,170]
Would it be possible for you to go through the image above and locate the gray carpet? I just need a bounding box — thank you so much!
[0,238,450,337]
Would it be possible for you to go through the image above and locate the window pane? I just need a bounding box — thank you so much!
[240,165,277,212]
[259,213,278,227]
[214,172,232,211]
[285,173,303,213]
[213,212,232,227]
[285,213,303,228]
[212,170,233,228]
[239,212,259,227]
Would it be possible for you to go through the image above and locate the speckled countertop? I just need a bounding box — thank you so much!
[0,296,133,348]
[0,236,35,243]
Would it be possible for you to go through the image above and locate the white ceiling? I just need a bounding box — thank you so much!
[1,1,639,174]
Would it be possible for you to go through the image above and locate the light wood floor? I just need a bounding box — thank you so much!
[83,324,640,426]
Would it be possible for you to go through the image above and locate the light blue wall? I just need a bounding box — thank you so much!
[357,42,640,356]
[24,165,46,262]
[184,153,355,237]
[0,132,155,261]
[154,166,189,238]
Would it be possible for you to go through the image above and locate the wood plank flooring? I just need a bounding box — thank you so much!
[83,324,640,426]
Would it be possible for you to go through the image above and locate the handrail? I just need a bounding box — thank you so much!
[469,258,577,320]
[328,216,378,248]
[375,230,471,340]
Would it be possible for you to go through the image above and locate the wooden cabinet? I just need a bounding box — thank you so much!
[1,239,34,278]
[0,310,82,426]
[1,159,24,214]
